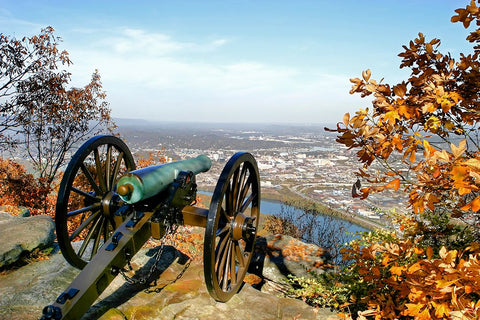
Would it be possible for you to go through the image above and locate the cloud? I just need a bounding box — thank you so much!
[108,28,189,56]
[61,27,357,123]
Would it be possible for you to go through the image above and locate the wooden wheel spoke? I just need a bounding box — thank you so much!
[67,203,100,217]
[80,163,102,195]
[220,206,230,222]
[94,148,106,193]
[107,216,115,234]
[215,232,230,269]
[71,186,100,202]
[77,216,103,258]
[230,241,237,285]
[225,181,233,216]
[231,167,240,212]
[69,210,100,240]
[234,241,245,268]
[222,240,233,291]
[236,165,248,211]
[216,236,231,284]
[216,223,230,237]
[237,174,252,211]
[110,151,125,187]
[239,192,256,214]
[105,145,112,190]
[91,218,105,258]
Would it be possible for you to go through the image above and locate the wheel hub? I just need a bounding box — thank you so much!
[101,191,121,217]
[231,213,256,241]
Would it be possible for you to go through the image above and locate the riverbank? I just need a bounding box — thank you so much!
[268,186,388,231]
[199,186,389,232]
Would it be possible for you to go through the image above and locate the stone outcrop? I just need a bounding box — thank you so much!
[0,243,337,319]
[250,234,333,296]
[0,212,55,268]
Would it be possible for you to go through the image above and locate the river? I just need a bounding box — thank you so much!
[199,191,369,243]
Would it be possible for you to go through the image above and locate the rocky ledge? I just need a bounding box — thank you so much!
[0,212,55,268]
[0,214,337,320]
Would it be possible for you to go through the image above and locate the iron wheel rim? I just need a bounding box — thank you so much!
[204,152,260,302]
[55,135,135,269]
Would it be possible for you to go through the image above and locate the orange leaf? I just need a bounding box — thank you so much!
[343,113,350,126]
[410,151,416,163]
[464,158,480,170]
[426,246,433,259]
[436,279,458,289]
[390,264,405,276]
[451,139,467,159]
[393,83,407,97]
[471,196,480,212]
[408,262,424,273]
[386,178,400,191]
[362,69,371,81]
[433,302,451,318]
[451,165,469,184]
[414,247,424,255]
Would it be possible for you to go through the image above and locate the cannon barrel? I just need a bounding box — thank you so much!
[116,155,212,204]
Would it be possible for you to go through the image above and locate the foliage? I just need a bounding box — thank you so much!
[0,26,113,190]
[264,214,302,238]
[166,226,204,261]
[287,273,350,311]
[136,148,169,168]
[292,2,480,319]
[337,237,480,320]
[326,1,480,239]
[0,157,55,216]
[287,229,397,313]
[288,229,480,319]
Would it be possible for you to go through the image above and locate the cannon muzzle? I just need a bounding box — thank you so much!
[116,154,212,204]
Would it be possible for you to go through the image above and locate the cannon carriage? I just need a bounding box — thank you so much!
[41,135,260,320]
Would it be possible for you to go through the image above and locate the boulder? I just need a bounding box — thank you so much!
[249,234,332,295]
[0,248,80,319]
[0,212,55,268]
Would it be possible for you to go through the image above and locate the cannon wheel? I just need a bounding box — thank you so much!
[204,152,260,302]
[56,135,135,269]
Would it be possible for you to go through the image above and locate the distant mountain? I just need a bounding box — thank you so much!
[113,118,337,132]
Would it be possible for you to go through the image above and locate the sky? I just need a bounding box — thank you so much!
[0,0,474,124]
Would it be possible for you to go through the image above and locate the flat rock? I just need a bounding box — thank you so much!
[249,235,332,296]
[0,212,55,268]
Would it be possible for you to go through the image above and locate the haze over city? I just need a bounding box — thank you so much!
[1,0,472,123]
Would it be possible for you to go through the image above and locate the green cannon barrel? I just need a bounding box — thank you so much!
[116,155,212,204]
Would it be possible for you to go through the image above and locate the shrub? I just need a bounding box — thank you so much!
[0,157,54,216]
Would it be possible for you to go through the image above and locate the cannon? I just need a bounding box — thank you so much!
[40,135,260,320]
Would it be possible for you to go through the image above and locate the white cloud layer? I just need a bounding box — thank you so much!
[64,27,360,123]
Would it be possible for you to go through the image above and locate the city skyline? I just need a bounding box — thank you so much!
[1,0,473,123]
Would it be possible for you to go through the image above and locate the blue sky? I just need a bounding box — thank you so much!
[0,0,473,123]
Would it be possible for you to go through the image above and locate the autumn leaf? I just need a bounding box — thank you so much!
[343,113,350,126]
[436,279,458,289]
[470,196,480,212]
[464,158,480,170]
[386,178,401,191]
[393,82,407,97]
[362,69,371,81]
[432,302,451,318]
[451,139,467,159]
[426,246,433,259]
